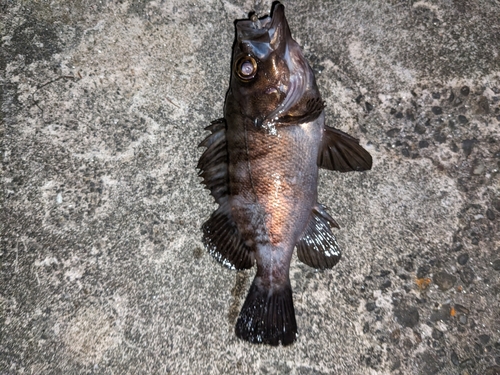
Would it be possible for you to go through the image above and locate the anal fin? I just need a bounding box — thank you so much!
[318,125,372,172]
[202,203,254,270]
[296,204,342,270]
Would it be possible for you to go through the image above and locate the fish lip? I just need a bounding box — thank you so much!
[235,2,286,41]
[269,2,286,35]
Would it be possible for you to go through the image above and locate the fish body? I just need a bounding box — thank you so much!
[198,3,372,346]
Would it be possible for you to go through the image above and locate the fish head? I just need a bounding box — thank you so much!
[229,2,321,127]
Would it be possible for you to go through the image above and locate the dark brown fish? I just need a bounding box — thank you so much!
[197,2,372,346]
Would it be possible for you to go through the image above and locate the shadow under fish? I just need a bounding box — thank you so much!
[197,2,372,346]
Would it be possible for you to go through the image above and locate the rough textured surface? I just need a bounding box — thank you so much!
[1,0,499,374]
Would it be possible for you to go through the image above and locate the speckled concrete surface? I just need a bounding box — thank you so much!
[1,1,500,374]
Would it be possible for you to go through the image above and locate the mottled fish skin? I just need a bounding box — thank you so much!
[198,2,372,346]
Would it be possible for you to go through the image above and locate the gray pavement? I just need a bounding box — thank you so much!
[1,0,499,374]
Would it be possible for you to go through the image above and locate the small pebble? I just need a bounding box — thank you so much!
[473,163,485,175]
[417,265,430,278]
[457,253,469,265]
[458,115,469,124]
[459,314,468,325]
[460,86,470,96]
[365,302,377,312]
[451,350,460,366]
[433,271,457,291]
[363,321,370,333]
[433,132,446,143]
[453,97,463,107]
[478,334,490,345]
[390,328,401,342]
[492,259,500,271]
[432,106,443,115]
[414,123,427,134]
[477,95,490,114]
[381,280,391,289]
[432,328,443,340]
[405,110,415,120]
[404,260,414,272]
[460,266,475,285]
[495,200,500,211]
[454,304,469,314]
[386,128,400,137]
[419,140,429,148]
[430,304,450,322]
[486,209,496,221]
[462,139,475,156]
[394,305,420,328]
[469,319,477,329]
[448,142,458,153]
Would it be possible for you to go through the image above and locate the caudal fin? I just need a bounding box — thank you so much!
[235,277,297,346]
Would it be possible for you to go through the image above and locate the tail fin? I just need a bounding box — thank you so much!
[235,277,297,346]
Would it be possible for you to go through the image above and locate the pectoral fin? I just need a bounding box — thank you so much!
[296,204,341,270]
[318,126,372,172]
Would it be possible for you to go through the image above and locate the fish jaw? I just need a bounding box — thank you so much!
[230,2,320,127]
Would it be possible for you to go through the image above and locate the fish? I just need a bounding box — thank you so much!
[197,2,372,346]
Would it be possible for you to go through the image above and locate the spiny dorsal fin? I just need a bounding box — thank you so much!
[197,119,229,204]
[318,126,372,172]
[296,204,341,270]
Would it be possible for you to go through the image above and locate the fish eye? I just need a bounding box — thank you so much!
[235,56,257,81]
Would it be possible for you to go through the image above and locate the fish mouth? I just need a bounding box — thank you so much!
[235,3,289,59]
[236,2,314,127]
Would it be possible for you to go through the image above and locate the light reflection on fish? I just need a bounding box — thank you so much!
[197,2,372,346]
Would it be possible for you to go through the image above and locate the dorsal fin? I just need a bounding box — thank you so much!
[197,119,229,204]
[198,121,254,270]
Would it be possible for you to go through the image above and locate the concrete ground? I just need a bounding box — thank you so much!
[1,0,499,374]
